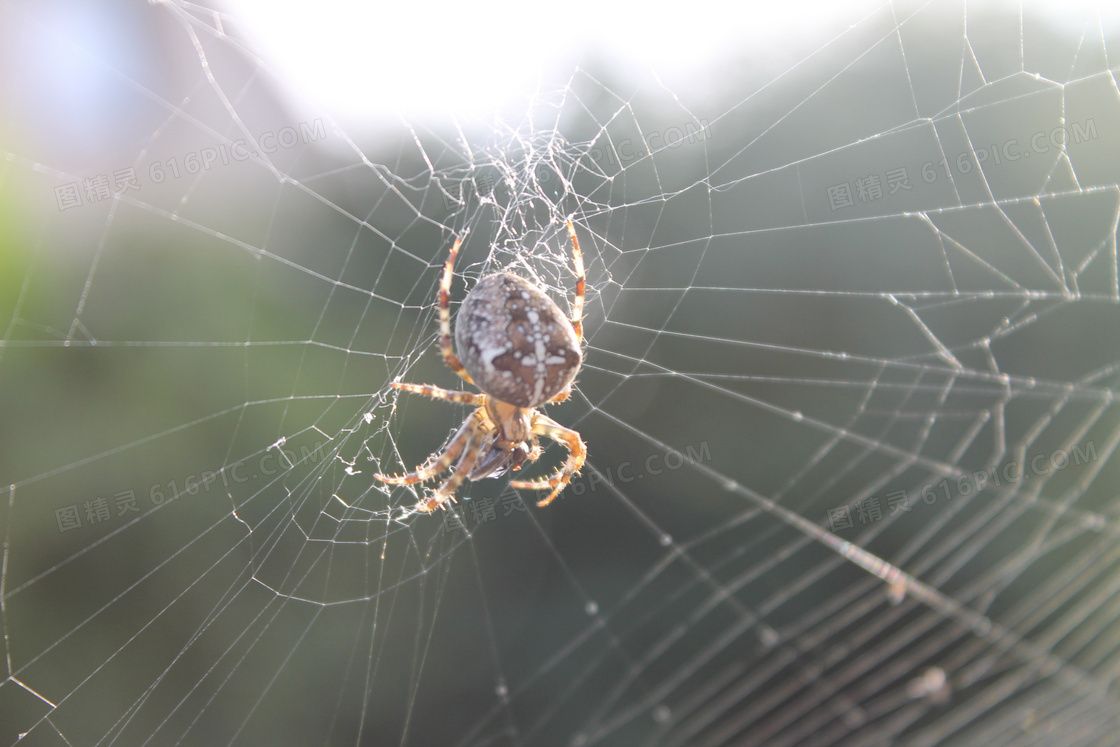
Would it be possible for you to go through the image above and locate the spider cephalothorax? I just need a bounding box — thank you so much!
[375,220,587,513]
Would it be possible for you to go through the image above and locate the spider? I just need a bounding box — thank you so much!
[375,220,587,513]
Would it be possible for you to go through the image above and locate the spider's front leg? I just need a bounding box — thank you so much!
[374,383,483,491]
[509,413,586,507]
[425,410,491,512]
[374,415,474,487]
[521,435,542,468]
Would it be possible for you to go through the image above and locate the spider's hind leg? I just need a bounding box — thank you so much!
[439,236,475,385]
[390,381,484,405]
[544,221,585,407]
[565,219,585,345]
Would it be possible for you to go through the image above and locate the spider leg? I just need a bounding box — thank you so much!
[544,221,586,406]
[547,386,572,404]
[374,414,475,485]
[391,381,484,406]
[566,219,585,345]
[524,435,542,465]
[439,236,475,385]
[424,410,491,512]
[508,412,586,507]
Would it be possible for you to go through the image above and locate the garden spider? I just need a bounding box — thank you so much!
[376,220,587,513]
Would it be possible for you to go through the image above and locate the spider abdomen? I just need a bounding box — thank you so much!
[456,273,581,408]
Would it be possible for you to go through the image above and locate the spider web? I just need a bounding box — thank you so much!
[2,1,1120,745]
